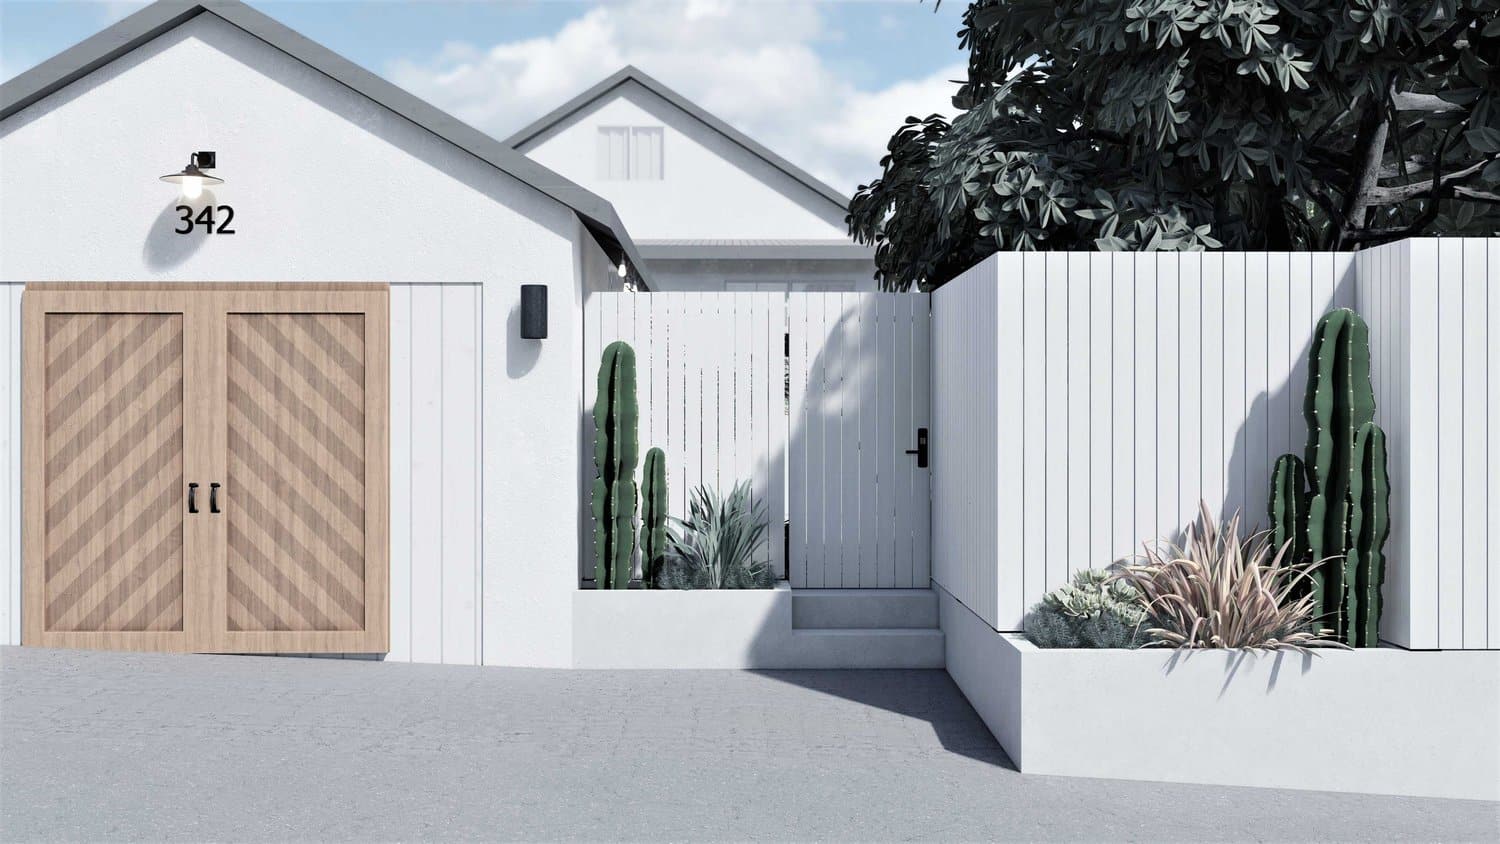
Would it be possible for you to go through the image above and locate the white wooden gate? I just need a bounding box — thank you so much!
[788,294,930,588]
[584,292,930,588]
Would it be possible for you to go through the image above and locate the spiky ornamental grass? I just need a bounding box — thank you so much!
[1112,502,1348,653]
[657,481,772,590]
[1023,570,1149,648]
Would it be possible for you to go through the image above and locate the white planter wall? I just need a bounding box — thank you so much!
[939,586,1500,801]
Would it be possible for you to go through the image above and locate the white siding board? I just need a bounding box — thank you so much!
[1461,239,1488,649]
[1437,238,1464,647]
[407,285,445,664]
[1066,255,1092,579]
[387,285,413,663]
[441,285,480,665]
[1044,254,1068,586]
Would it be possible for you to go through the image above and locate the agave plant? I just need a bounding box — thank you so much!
[658,481,772,590]
[1112,502,1347,652]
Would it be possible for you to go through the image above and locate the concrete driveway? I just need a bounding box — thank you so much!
[2,647,1495,842]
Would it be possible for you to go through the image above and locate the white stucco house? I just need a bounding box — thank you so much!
[506,66,878,292]
[0,0,639,667]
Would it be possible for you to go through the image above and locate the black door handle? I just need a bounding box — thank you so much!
[209,483,221,514]
[904,427,929,468]
[187,483,199,514]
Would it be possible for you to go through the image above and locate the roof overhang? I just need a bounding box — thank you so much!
[636,240,875,262]
[0,0,651,286]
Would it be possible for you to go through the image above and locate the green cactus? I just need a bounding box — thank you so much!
[1302,309,1375,631]
[640,447,668,588]
[1347,423,1390,647]
[1268,454,1308,570]
[592,341,639,589]
[1268,308,1390,644]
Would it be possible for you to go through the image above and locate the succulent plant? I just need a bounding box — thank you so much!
[1022,569,1149,649]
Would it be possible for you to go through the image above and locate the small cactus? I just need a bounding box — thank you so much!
[641,448,668,588]
[1268,454,1308,571]
[1347,423,1390,647]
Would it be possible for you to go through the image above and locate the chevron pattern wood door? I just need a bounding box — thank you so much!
[206,288,388,654]
[23,285,388,655]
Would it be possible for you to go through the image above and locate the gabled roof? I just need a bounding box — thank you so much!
[0,0,648,280]
[504,66,851,213]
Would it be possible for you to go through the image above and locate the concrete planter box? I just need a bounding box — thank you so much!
[939,587,1500,801]
[573,583,788,668]
[573,583,945,669]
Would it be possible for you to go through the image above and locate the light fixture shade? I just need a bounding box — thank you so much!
[159,162,223,186]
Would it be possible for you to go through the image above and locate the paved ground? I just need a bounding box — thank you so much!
[2,647,1495,842]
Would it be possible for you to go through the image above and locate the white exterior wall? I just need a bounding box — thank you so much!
[519,84,848,241]
[0,16,609,665]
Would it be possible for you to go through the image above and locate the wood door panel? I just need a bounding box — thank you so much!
[225,313,367,632]
[23,284,389,655]
[45,313,185,633]
[23,300,190,650]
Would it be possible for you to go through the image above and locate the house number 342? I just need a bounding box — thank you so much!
[174,204,235,235]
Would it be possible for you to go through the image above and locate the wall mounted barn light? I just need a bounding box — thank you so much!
[160,151,222,199]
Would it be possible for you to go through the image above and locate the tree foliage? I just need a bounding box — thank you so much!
[849,0,1500,290]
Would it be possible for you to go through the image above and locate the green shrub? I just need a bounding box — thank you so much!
[1022,570,1148,649]
[657,481,772,590]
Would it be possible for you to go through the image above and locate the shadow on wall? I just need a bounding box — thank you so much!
[143,194,213,270]
[1217,261,1359,539]
[506,301,541,378]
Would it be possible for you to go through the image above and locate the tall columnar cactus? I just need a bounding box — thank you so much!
[640,447,668,589]
[1302,309,1376,632]
[592,341,639,589]
[1267,308,1390,645]
[1346,423,1390,648]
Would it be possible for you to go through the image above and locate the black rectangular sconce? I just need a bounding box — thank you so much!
[520,284,548,339]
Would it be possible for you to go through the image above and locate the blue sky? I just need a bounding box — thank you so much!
[1,0,969,191]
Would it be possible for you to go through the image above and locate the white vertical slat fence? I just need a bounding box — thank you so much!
[585,292,788,584]
[585,291,930,589]
[933,251,1357,632]
[1356,238,1498,650]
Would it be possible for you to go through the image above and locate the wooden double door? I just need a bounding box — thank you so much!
[22,284,388,654]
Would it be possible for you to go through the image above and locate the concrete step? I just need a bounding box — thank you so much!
[791,588,939,630]
[783,628,945,669]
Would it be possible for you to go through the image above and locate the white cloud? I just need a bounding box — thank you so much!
[386,0,960,195]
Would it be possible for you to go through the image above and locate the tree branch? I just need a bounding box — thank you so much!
[1454,185,1500,205]
[1365,156,1495,205]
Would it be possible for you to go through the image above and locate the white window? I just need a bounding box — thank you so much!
[597,126,663,180]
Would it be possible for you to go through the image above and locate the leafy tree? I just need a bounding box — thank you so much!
[850,0,1500,290]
